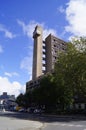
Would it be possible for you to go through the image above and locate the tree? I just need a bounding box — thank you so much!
[23,91,32,108]
[32,74,58,109]
[16,93,24,107]
[54,37,86,110]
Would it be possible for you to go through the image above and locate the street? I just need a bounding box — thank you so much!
[41,115,86,130]
[43,121,86,130]
[0,111,86,130]
[0,111,43,130]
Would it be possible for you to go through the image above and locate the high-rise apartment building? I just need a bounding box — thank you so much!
[45,34,67,73]
[26,25,67,91]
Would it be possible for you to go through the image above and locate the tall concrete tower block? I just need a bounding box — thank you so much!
[32,26,43,80]
[45,34,67,72]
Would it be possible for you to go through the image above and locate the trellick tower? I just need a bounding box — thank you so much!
[32,25,43,80]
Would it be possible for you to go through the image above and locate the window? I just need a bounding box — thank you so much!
[55,50,57,53]
[54,44,56,47]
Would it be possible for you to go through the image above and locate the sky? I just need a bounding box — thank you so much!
[0,0,86,97]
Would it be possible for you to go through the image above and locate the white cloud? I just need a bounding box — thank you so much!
[43,28,57,40]
[65,0,86,36]
[17,20,57,40]
[4,72,19,77]
[20,56,32,80]
[0,24,16,39]
[17,20,36,38]
[0,76,25,97]
[58,6,65,13]
[0,45,3,53]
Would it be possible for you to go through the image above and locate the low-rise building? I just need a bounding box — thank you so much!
[0,92,16,110]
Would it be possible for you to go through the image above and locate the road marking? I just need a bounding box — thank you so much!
[75,125,83,127]
[68,124,75,127]
[52,123,85,128]
[61,124,67,126]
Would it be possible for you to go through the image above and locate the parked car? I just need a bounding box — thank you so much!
[27,107,35,113]
[18,108,27,112]
[34,108,44,114]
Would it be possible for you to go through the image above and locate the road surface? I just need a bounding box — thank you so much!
[0,111,86,130]
[0,111,42,130]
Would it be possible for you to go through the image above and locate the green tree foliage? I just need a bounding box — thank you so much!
[32,74,57,109]
[54,37,86,110]
[16,91,34,108]
[23,91,32,108]
[16,93,24,107]
[29,74,62,113]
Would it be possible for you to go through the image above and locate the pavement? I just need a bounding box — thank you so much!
[0,111,86,130]
[0,111,43,130]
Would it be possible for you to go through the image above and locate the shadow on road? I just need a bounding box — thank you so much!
[0,111,86,123]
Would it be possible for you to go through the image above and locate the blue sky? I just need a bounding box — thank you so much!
[0,0,86,97]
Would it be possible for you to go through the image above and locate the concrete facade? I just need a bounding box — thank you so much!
[45,34,67,72]
[32,26,43,80]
